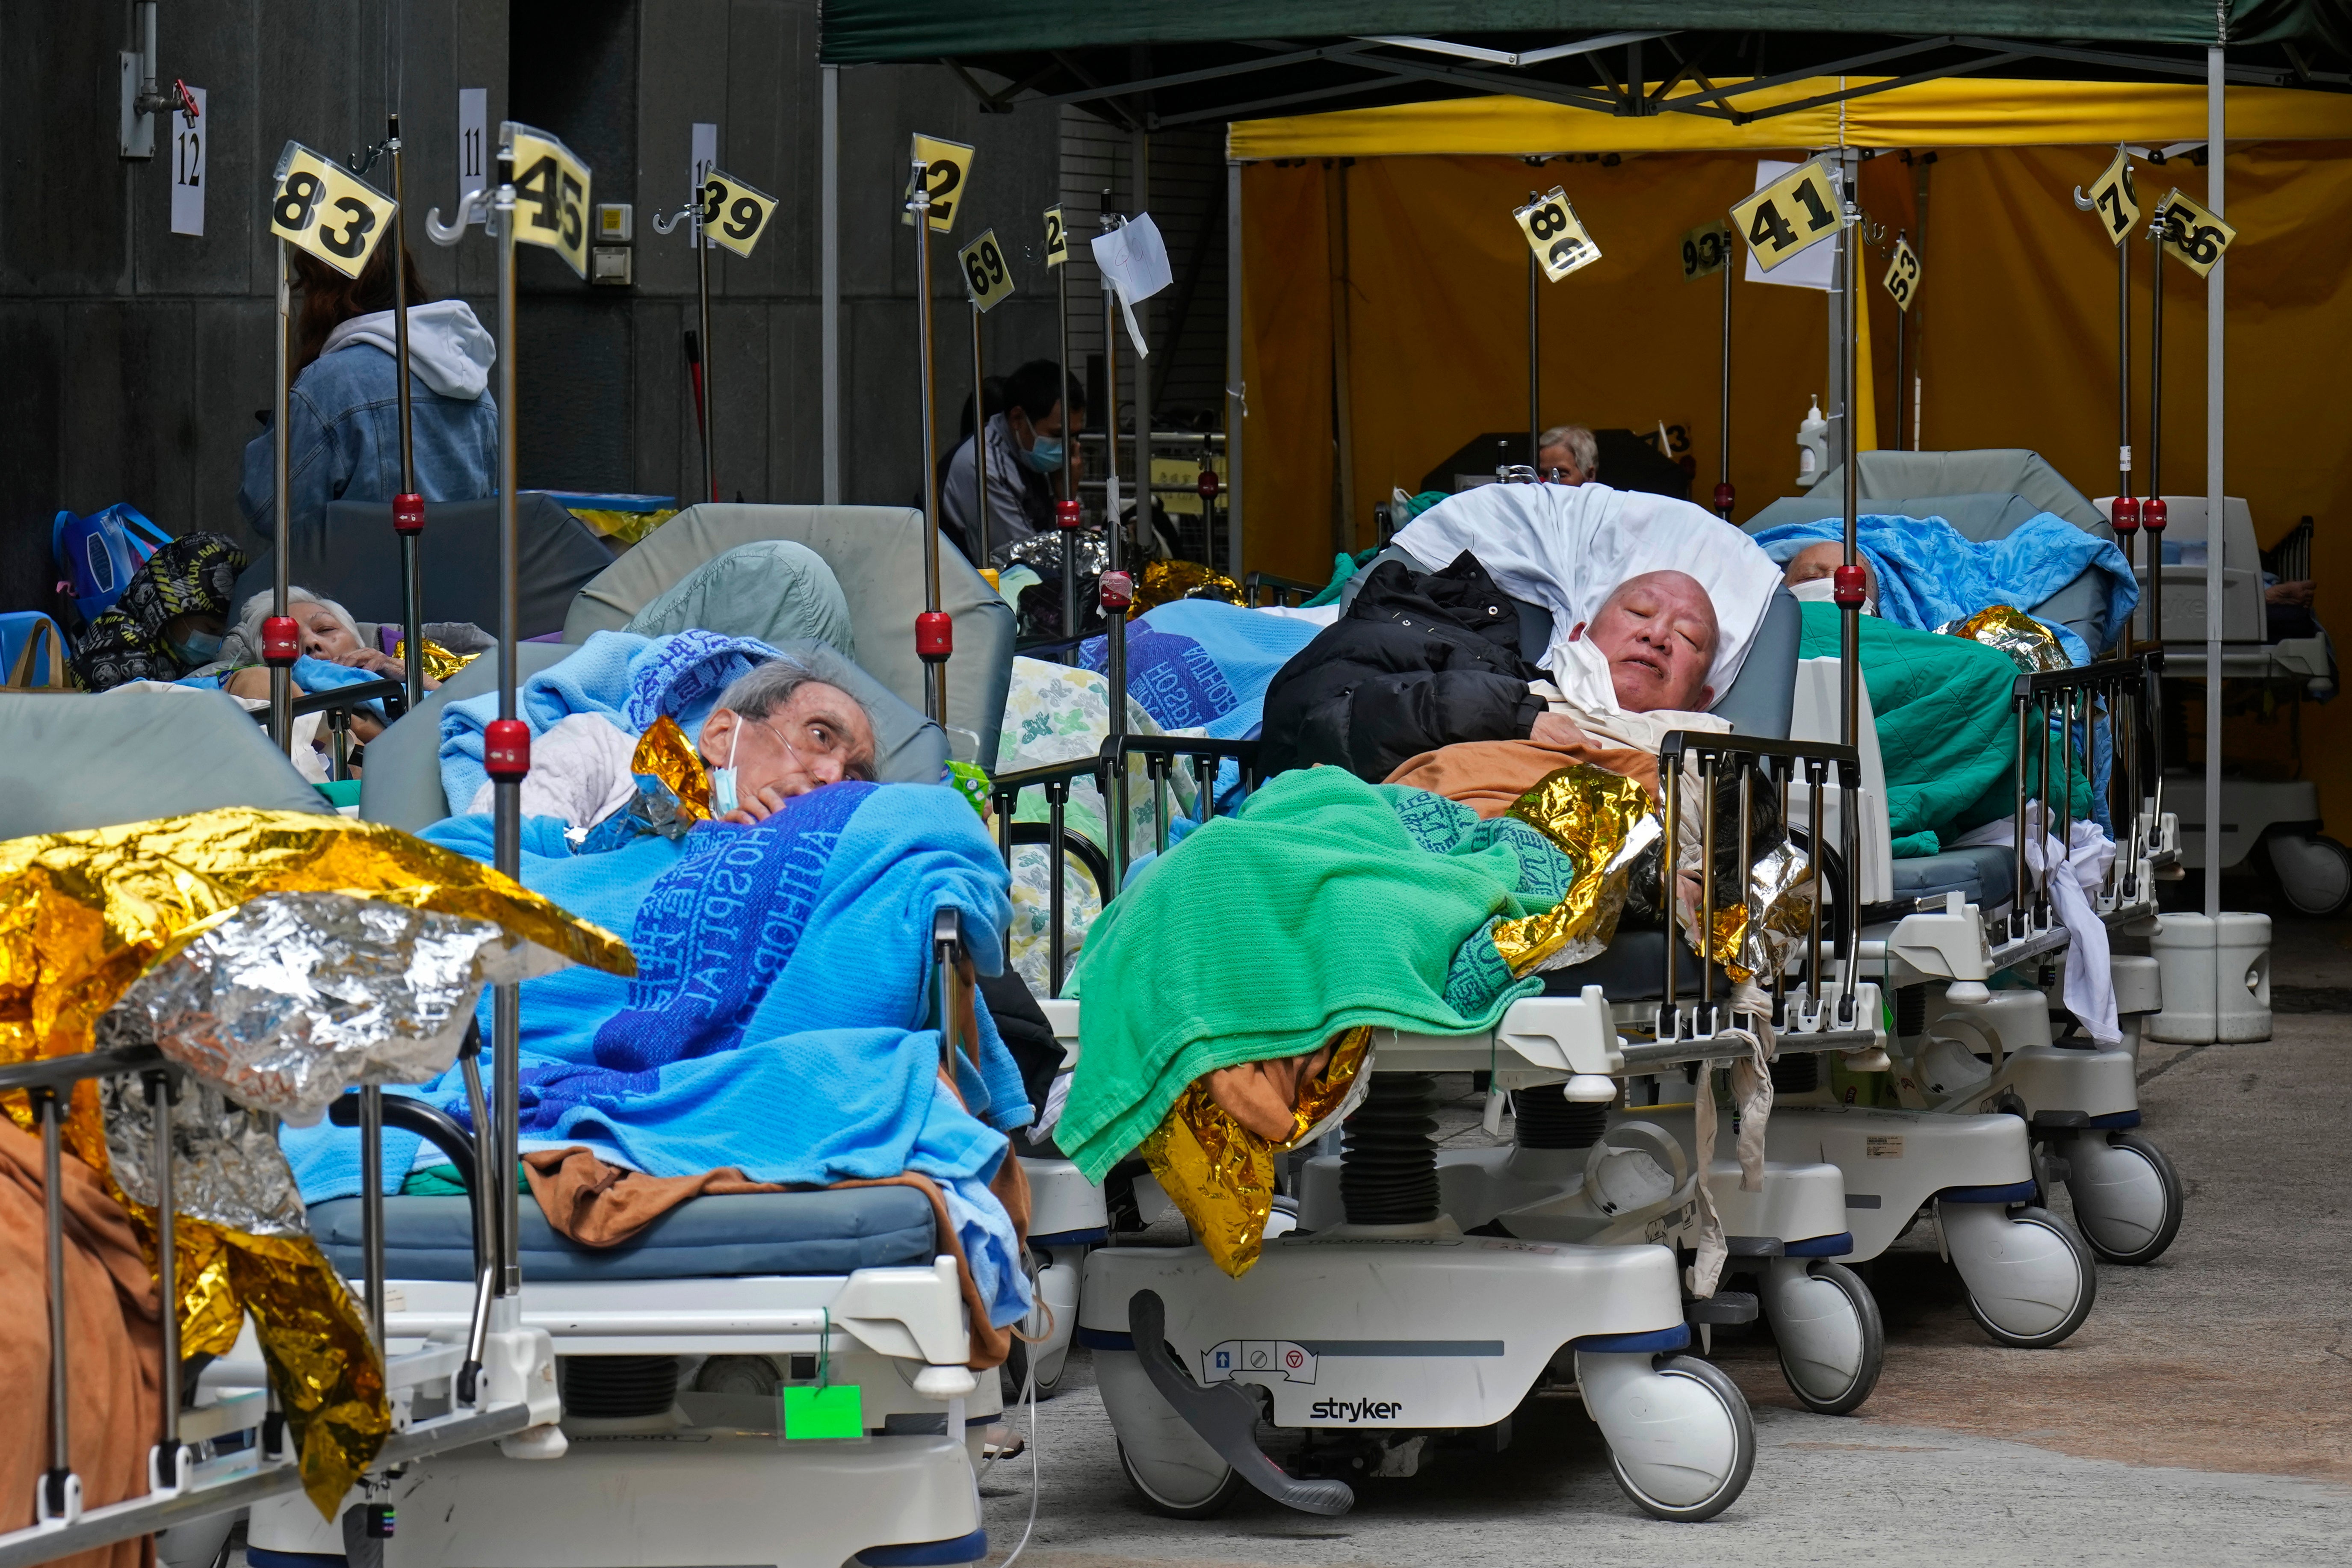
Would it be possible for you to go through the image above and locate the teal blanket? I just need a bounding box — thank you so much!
[1799,603,2089,855]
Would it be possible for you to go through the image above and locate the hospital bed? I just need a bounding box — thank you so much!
[0,689,563,1568]
[2095,492,2343,915]
[984,564,1934,1521]
[1752,452,2186,1268]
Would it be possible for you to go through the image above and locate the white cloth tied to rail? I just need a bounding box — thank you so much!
[1953,805,2121,1045]
[1684,980,1778,1299]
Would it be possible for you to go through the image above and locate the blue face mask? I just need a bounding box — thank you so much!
[1018,434,1064,473]
[172,630,224,665]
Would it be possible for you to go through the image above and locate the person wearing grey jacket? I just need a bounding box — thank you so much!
[237,243,499,534]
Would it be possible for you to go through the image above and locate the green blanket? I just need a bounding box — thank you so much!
[1059,769,1559,1181]
[1798,603,2089,855]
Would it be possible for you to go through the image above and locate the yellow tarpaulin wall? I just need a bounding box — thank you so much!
[1236,95,2352,842]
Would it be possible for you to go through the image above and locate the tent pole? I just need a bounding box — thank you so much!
[2204,43,2224,920]
[821,64,841,504]
[1715,233,1732,519]
[1225,157,1244,581]
[1526,201,1540,464]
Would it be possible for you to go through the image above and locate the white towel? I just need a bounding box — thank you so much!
[1392,481,1780,708]
[1953,806,2121,1045]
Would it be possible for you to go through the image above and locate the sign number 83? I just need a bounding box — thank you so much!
[267,142,396,278]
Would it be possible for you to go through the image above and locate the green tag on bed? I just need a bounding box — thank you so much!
[781,1383,863,1438]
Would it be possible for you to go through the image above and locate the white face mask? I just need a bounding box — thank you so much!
[1786,576,1877,617]
[709,712,742,817]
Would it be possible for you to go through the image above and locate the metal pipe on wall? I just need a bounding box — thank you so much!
[2205,45,2225,918]
[821,65,841,504]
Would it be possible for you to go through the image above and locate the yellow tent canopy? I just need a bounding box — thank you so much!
[1228,77,2352,159]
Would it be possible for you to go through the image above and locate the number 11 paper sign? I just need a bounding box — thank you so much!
[269,142,396,278]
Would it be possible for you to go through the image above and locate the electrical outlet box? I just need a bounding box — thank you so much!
[597,203,633,242]
[591,245,634,286]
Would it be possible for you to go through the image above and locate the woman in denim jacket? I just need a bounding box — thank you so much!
[238,244,498,531]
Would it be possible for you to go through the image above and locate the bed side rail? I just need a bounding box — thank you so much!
[0,1025,520,1568]
[2005,653,2161,939]
[1656,732,1863,1045]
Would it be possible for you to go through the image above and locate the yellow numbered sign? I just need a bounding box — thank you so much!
[268,142,397,279]
[2085,148,2140,246]
[959,229,1015,312]
[1882,236,1922,312]
[1731,157,1842,273]
[901,134,975,233]
[2157,189,2237,278]
[700,168,777,258]
[1043,206,1069,267]
[1680,222,1730,282]
[505,122,591,278]
[1513,187,1600,282]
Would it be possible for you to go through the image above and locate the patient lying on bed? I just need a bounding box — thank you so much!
[466,659,879,827]
[1259,557,1724,783]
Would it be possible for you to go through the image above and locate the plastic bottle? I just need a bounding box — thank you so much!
[1795,395,1829,489]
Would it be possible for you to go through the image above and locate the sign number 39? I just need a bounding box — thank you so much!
[268,142,396,278]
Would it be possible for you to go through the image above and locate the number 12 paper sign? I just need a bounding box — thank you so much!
[1731,157,1842,273]
[506,122,593,278]
[268,142,396,278]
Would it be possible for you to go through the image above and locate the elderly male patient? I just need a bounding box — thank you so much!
[474,658,880,833]
[1258,550,1719,783]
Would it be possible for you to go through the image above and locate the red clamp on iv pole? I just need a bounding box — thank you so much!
[392,493,426,536]
[1831,564,1867,607]
[261,616,300,665]
[2141,496,2167,533]
[1197,469,1220,500]
[1099,570,1135,613]
[1713,481,1736,516]
[482,718,532,782]
[1055,499,1082,530]
[916,610,954,664]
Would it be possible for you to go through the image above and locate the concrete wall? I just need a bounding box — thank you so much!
[0,0,1067,614]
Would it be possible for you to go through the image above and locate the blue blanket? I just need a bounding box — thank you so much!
[1752,512,2139,666]
[439,629,784,813]
[1078,600,1318,740]
[284,781,1035,1327]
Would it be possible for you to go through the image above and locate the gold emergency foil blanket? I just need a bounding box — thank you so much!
[1939,604,2071,673]
[391,637,480,685]
[630,714,713,823]
[1140,1029,1370,1279]
[1132,559,1244,614]
[1490,765,1662,976]
[1674,844,1817,985]
[0,809,630,1516]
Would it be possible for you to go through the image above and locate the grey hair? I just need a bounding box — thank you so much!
[230,585,360,661]
[1537,424,1599,479]
[715,659,878,780]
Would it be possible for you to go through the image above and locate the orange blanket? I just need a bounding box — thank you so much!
[1386,735,1659,816]
[0,1119,160,1568]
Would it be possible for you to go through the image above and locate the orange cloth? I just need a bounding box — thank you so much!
[1200,1044,1337,1143]
[1386,736,1659,816]
[0,1119,160,1568]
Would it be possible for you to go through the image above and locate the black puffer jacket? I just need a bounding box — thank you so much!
[1260,551,1544,780]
